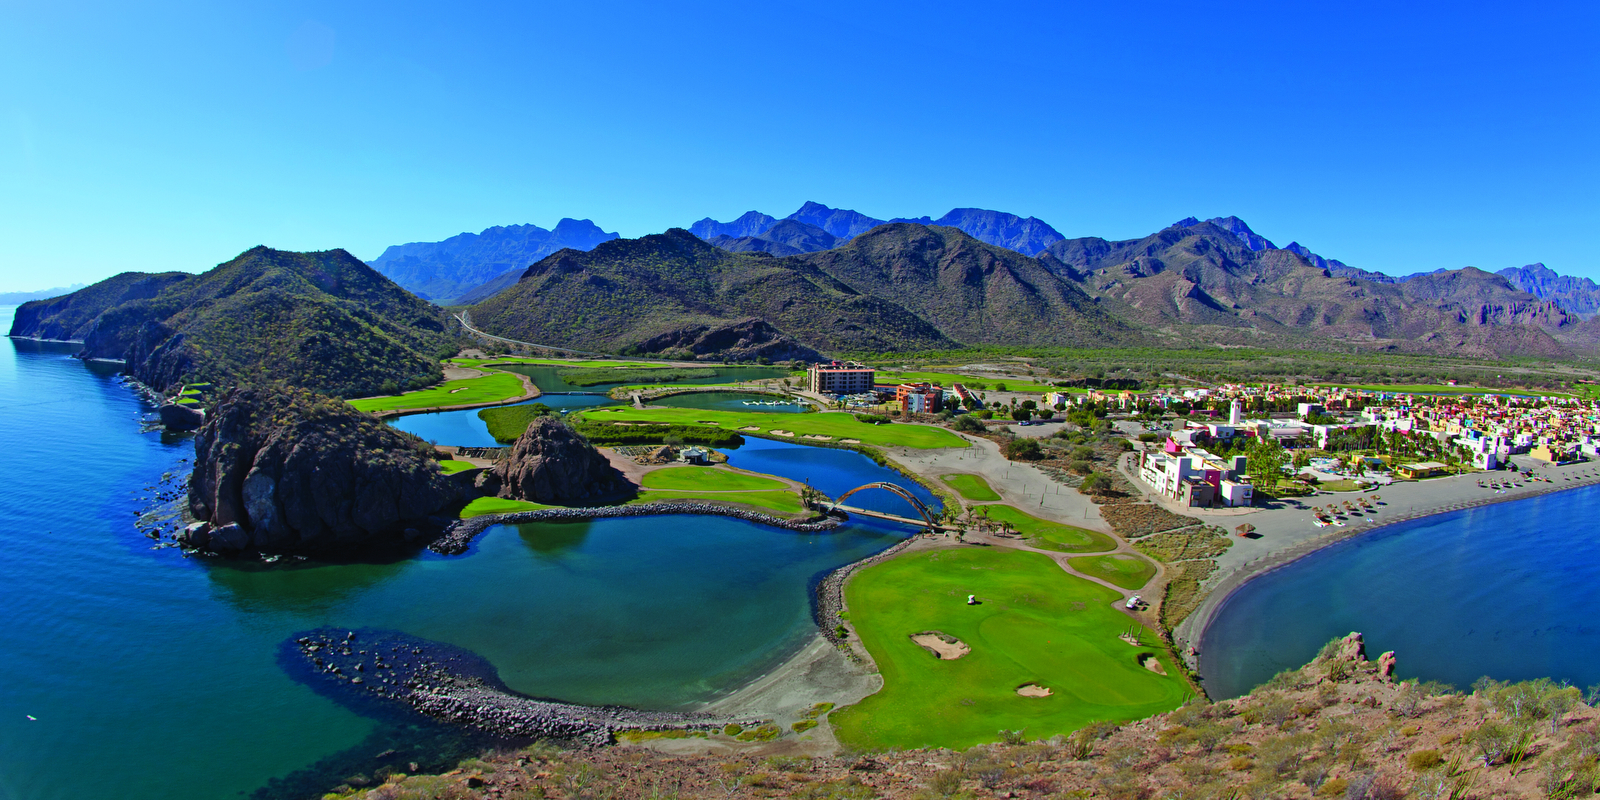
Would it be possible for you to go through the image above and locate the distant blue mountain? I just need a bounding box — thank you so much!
[1499,263,1600,319]
[689,202,1065,256]
[369,219,618,303]
[0,283,87,305]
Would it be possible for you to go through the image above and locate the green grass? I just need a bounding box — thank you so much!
[874,370,1066,394]
[941,473,1001,501]
[1068,554,1157,590]
[437,460,478,474]
[347,372,527,413]
[641,467,785,492]
[582,407,967,449]
[448,357,659,369]
[830,547,1186,750]
[975,504,1117,553]
[459,497,551,518]
[630,490,803,515]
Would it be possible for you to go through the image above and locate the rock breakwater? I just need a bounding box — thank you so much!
[429,502,840,555]
[289,629,743,747]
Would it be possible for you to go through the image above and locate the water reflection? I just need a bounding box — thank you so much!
[515,519,592,557]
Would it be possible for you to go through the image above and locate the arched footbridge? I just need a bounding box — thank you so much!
[827,482,942,530]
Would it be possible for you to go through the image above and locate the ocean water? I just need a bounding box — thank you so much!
[0,307,908,800]
[1200,487,1600,699]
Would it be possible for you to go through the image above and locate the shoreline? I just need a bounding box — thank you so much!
[430,501,840,554]
[1176,462,1600,685]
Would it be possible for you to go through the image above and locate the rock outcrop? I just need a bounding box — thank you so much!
[188,387,466,553]
[486,416,630,505]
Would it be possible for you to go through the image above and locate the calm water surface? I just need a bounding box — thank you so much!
[652,391,810,414]
[0,307,906,800]
[1201,488,1600,698]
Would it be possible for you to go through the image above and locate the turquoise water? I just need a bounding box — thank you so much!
[0,306,908,800]
[722,437,942,519]
[1200,488,1600,699]
[391,394,618,447]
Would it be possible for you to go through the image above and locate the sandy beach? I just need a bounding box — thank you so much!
[1170,455,1600,666]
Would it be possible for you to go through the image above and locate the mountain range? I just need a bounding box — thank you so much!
[367,219,619,305]
[9,247,457,397]
[0,283,88,305]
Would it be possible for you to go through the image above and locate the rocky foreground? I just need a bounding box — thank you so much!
[321,634,1600,799]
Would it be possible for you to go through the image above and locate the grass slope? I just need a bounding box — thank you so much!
[1068,554,1157,590]
[641,467,785,492]
[437,460,478,474]
[976,505,1116,553]
[941,473,1001,501]
[629,490,803,515]
[831,547,1186,749]
[582,407,967,449]
[347,372,526,413]
[459,497,551,518]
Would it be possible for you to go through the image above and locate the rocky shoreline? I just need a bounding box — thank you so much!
[813,535,920,648]
[290,629,754,748]
[428,502,841,555]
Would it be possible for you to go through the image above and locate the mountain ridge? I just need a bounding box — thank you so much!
[368,219,619,304]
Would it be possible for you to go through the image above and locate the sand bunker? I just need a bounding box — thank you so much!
[770,430,796,437]
[803,434,833,441]
[910,632,969,660]
[698,421,720,425]
[1016,684,1053,697]
[739,426,761,431]
[1140,654,1167,675]
[840,439,861,444]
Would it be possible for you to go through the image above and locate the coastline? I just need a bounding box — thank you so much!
[1176,460,1600,683]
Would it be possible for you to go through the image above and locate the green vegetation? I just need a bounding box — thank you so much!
[569,418,744,447]
[830,548,1186,749]
[437,460,477,474]
[583,407,968,449]
[1314,382,1565,398]
[615,729,706,743]
[875,370,1062,394]
[975,504,1116,553]
[557,366,718,386]
[641,467,785,492]
[1068,554,1157,590]
[347,372,526,413]
[629,490,803,515]
[460,497,550,518]
[476,403,553,443]
[12,247,459,397]
[1317,479,1365,492]
[941,473,1001,501]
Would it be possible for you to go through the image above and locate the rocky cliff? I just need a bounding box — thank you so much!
[187,387,466,553]
[486,416,631,504]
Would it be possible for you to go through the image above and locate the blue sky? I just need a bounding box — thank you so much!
[1,1,1596,291]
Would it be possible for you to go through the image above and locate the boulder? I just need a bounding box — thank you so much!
[188,387,467,554]
[158,403,205,431]
[492,416,631,504]
[209,523,249,551]
[177,521,211,548]
[1377,651,1397,681]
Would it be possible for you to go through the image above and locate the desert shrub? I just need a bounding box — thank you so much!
[952,414,986,433]
[1406,750,1443,770]
[1004,438,1043,460]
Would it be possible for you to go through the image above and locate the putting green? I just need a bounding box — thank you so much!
[459,497,550,518]
[437,460,478,474]
[641,467,785,492]
[1068,553,1157,590]
[629,490,803,515]
[347,372,527,413]
[975,504,1117,553]
[941,473,1001,501]
[581,407,967,449]
[830,547,1186,749]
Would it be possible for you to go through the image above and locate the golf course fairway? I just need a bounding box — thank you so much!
[830,547,1187,750]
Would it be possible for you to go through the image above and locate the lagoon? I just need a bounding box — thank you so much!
[0,307,910,800]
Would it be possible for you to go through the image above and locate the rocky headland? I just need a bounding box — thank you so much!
[477,415,632,504]
[184,387,468,554]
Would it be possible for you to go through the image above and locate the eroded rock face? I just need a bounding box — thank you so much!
[188,387,465,553]
[490,416,630,504]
